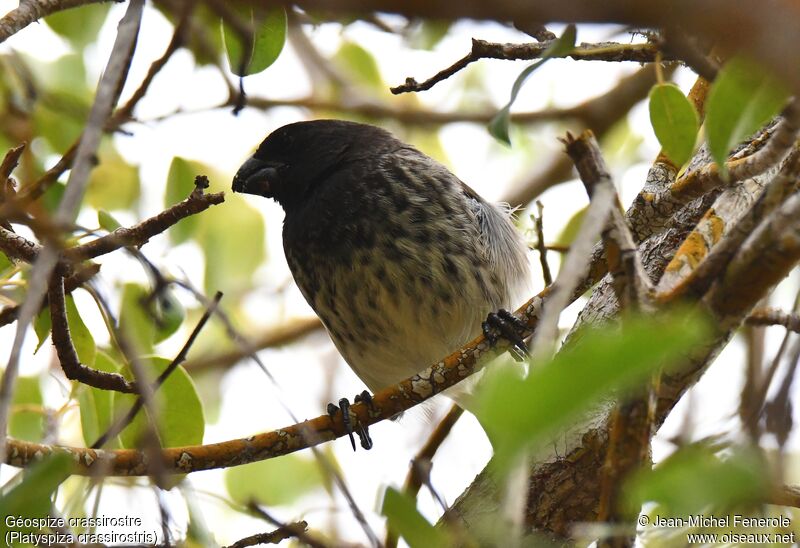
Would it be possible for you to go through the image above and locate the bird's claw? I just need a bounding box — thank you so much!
[482,308,529,360]
[327,392,374,451]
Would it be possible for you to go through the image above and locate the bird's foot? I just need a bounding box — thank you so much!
[482,308,529,360]
[327,391,373,451]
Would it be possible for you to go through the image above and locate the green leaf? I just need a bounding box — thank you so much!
[116,357,205,449]
[86,146,141,211]
[40,181,66,214]
[0,252,11,275]
[333,41,383,91]
[474,309,710,469]
[33,307,52,353]
[198,194,265,294]
[381,487,449,548]
[706,56,790,176]
[489,25,576,145]
[408,20,451,50]
[165,157,201,245]
[0,453,72,538]
[9,376,43,442]
[627,445,767,514]
[45,2,110,48]
[97,209,122,231]
[225,454,325,507]
[554,206,587,246]
[26,52,88,95]
[119,283,156,356]
[34,99,87,151]
[31,296,94,365]
[77,351,121,448]
[649,83,699,167]
[222,7,287,77]
[65,295,95,367]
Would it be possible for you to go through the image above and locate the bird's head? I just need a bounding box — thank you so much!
[232,119,397,210]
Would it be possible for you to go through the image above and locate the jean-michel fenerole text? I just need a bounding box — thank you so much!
[652,514,791,529]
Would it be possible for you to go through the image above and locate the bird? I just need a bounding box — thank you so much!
[232,120,532,448]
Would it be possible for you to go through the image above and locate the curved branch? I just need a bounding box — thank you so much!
[3,285,554,475]
[66,184,225,261]
[48,274,138,393]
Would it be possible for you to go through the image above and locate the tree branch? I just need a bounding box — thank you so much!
[48,274,138,393]
[66,179,224,261]
[223,521,310,548]
[391,38,669,94]
[746,308,800,333]
[275,0,800,97]
[0,0,110,43]
[3,280,558,475]
[183,317,322,373]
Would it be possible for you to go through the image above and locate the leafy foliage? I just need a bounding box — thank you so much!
[225,453,328,507]
[0,454,73,537]
[8,376,43,442]
[77,351,122,447]
[705,56,790,175]
[628,444,768,514]
[475,309,710,469]
[488,25,576,145]
[221,7,287,76]
[381,487,450,548]
[115,357,205,449]
[649,83,699,167]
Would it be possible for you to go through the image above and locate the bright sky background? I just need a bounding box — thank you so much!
[1,2,799,545]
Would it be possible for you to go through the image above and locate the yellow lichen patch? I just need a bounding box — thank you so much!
[665,230,709,273]
[707,211,726,244]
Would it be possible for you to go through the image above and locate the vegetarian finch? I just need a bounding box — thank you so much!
[232,120,532,436]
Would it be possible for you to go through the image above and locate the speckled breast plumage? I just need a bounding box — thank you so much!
[283,147,531,393]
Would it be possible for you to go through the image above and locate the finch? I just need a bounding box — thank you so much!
[232,120,532,408]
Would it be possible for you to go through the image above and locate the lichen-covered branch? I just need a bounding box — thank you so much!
[3,283,556,475]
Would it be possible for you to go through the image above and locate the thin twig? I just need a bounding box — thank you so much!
[0,0,108,43]
[67,182,224,261]
[109,4,192,127]
[91,292,223,448]
[48,274,138,393]
[223,521,310,548]
[391,38,669,94]
[746,307,800,333]
[183,317,322,372]
[533,201,552,286]
[248,504,330,548]
[530,130,619,358]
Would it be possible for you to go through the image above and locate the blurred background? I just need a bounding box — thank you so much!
[0,1,798,545]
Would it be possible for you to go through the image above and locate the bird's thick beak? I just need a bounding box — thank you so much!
[231,157,279,197]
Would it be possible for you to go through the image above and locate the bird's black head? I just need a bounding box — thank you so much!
[232,120,399,210]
